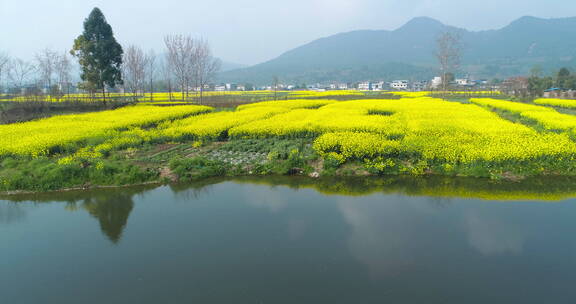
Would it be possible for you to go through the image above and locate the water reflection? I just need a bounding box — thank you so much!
[81,193,134,243]
[1,185,155,244]
[241,183,289,213]
[0,203,26,224]
[287,218,307,241]
[465,210,525,256]
[336,196,438,278]
[169,179,219,200]
[232,175,576,201]
[2,175,576,246]
[2,177,576,303]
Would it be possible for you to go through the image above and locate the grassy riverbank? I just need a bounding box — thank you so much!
[0,138,318,193]
[1,134,576,194]
[3,92,576,193]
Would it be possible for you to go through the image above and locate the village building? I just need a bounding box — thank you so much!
[390,80,409,90]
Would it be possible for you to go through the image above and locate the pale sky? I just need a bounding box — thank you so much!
[1,0,575,65]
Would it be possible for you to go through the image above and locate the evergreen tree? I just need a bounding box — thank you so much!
[71,7,123,103]
[557,68,571,89]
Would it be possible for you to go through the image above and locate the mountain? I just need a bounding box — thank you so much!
[220,60,247,72]
[151,54,245,72]
[219,16,576,84]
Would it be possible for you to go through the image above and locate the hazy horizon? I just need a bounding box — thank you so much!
[1,0,575,65]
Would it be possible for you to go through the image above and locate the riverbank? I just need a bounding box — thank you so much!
[0,138,318,194]
[2,136,576,195]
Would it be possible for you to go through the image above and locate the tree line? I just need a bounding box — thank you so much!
[0,7,220,104]
[0,49,72,98]
[527,67,576,97]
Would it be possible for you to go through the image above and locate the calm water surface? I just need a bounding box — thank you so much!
[1,177,576,303]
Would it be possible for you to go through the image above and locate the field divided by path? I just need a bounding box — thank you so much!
[3,96,576,178]
[471,98,576,135]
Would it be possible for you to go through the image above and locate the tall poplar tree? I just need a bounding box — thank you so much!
[71,7,123,103]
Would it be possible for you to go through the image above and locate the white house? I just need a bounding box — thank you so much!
[225,83,239,91]
[338,83,348,90]
[358,82,371,90]
[454,78,469,86]
[372,81,386,91]
[390,80,409,90]
[431,76,442,89]
[412,81,427,91]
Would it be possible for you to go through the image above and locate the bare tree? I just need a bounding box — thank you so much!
[272,76,279,100]
[54,51,72,97]
[435,31,462,95]
[161,56,174,101]
[146,49,156,101]
[194,38,220,103]
[36,48,59,95]
[0,51,10,95]
[164,35,195,101]
[8,58,36,94]
[122,45,148,100]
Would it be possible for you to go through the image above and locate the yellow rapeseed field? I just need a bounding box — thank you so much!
[534,98,576,109]
[311,99,576,166]
[3,95,576,176]
[471,98,576,133]
[0,104,211,157]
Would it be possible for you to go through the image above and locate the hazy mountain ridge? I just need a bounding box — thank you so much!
[219,16,576,84]
[219,60,247,72]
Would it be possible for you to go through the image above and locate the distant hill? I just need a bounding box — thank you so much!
[219,16,576,84]
[152,54,245,72]
[220,60,247,72]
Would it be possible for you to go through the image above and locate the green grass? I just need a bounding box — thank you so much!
[0,157,156,192]
[0,138,322,192]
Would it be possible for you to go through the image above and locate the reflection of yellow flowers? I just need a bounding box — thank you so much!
[232,176,576,201]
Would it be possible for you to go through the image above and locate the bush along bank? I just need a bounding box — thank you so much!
[4,136,576,194]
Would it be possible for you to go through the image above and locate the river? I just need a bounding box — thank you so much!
[1,176,576,303]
